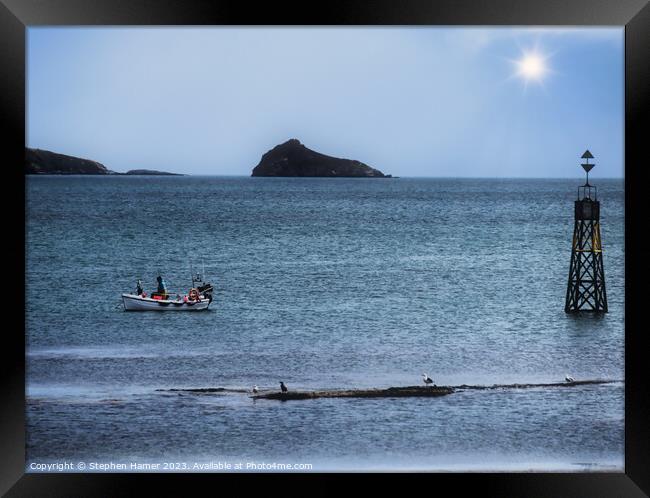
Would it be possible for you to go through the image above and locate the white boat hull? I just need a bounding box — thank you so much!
[122,293,211,311]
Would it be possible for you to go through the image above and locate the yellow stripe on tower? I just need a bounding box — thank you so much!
[593,222,602,252]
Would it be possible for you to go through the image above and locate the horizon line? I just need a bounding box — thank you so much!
[26,174,625,180]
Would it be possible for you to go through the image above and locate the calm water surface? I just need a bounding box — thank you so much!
[25,176,624,471]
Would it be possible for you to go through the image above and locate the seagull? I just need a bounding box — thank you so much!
[280,381,288,393]
[422,373,434,386]
[565,375,575,383]
[252,385,259,394]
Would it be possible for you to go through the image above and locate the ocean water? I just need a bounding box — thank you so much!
[25,176,624,472]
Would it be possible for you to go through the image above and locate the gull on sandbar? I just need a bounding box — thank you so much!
[252,385,259,394]
[280,381,288,393]
[422,373,434,386]
[565,375,575,383]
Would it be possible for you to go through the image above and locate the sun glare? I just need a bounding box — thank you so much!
[519,54,545,79]
[514,50,550,83]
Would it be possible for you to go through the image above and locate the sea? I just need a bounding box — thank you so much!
[25,176,624,472]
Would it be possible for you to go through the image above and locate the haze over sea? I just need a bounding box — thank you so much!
[26,176,624,471]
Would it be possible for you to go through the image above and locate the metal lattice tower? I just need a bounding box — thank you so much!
[564,150,608,313]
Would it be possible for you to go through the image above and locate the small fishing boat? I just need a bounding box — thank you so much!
[122,273,214,311]
[121,293,211,311]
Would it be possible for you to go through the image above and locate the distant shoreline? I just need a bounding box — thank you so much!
[25,148,183,176]
[25,147,623,179]
[25,174,624,180]
[26,172,185,176]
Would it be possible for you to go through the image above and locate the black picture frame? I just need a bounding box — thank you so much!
[2,0,649,495]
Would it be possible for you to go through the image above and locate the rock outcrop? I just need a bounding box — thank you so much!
[25,148,182,175]
[25,148,110,174]
[125,169,183,176]
[251,139,389,177]
[252,386,453,400]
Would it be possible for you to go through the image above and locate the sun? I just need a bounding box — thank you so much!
[517,53,546,80]
[510,48,553,87]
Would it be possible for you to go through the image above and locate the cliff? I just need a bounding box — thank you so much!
[251,139,389,177]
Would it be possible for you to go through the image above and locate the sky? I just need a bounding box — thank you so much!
[27,27,623,177]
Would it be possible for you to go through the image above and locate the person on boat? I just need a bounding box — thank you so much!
[156,275,167,297]
[136,279,143,296]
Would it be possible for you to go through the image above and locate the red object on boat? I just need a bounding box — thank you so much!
[153,295,162,300]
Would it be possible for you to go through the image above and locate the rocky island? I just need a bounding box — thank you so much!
[251,139,390,177]
[123,169,182,176]
[25,148,182,175]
